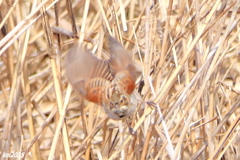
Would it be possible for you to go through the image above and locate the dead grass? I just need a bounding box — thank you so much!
[0,0,240,159]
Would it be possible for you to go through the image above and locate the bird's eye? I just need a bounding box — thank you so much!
[119,95,127,104]
[120,99,123,103]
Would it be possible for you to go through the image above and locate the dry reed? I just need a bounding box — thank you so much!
[0,0,240,159]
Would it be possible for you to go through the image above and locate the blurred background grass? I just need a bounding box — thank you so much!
[0,0,240,159]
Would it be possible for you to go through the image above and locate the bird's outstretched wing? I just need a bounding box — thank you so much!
[65,44,112,104]
[107,35,141,94]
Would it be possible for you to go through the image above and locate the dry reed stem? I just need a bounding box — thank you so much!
[0,0,240,160]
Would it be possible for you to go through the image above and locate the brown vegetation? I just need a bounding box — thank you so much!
[0,0,239,159]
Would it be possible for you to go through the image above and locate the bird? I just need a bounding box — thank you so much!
[65,35,141,120]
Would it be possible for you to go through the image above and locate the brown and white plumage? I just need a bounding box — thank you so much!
[65,36,141,120]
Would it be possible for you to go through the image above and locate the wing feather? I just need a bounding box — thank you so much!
[107,36,141,94]
[108,35,132,75]
[65,44,112,100]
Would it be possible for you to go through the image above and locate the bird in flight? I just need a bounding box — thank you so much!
[65,35,141,120]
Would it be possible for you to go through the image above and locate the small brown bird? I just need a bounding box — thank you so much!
[65,35,141,120]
